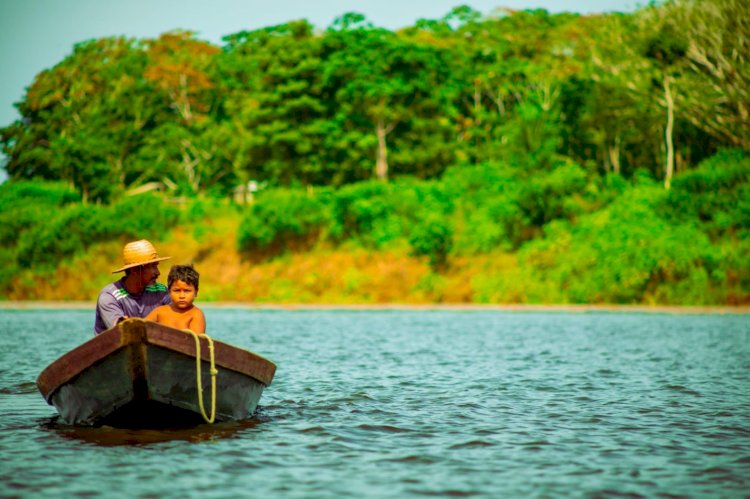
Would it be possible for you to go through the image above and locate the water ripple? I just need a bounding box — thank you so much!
[1,309,749,497]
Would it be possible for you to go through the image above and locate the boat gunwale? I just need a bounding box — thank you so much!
[36,318,276,402]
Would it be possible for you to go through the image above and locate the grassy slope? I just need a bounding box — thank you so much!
[8,209,523,304]
[8,197,747,305]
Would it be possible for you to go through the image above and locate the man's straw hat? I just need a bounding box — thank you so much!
[112,239,171,273]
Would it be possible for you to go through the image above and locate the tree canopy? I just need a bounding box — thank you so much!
[3,0,746,201]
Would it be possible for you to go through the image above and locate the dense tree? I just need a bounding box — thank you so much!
[218,21,329,186]
[141,31,227,195]
[1,37,156,201]
[322,13,456,182]
[1,1,748,304]
[0,1,745,198]
[640,4,690,189]
[560,14,641,175]
[667,0,750,150]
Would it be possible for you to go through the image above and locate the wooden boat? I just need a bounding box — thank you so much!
[37,318,276,427]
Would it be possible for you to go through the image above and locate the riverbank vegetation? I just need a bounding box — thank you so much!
[1,0,748,304]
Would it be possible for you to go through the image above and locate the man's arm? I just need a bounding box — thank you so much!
[95,292,126,334]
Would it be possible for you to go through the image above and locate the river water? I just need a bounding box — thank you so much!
[1,309,749,497]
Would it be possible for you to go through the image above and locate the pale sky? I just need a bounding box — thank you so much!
[0,0,637,180]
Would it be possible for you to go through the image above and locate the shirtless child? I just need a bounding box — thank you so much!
[146,264,206,334]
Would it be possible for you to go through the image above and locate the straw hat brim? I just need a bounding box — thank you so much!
[112,256,172,273]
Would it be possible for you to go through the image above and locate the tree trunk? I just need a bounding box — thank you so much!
[663,72,675,190]
[172,73,193,123]
[180,139,201,193]
[375,118,394,182]
[474,79,481,163]
[608,134,621,175]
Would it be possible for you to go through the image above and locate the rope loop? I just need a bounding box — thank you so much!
[184,329,217,424]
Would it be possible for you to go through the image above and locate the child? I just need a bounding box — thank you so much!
[146,264,206,334]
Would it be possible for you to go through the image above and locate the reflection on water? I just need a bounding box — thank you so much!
[1,309,749,497]
[41,415,266,446]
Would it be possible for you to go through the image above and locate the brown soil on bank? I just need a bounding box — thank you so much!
[1,301,748,314]
[5,212,747,308]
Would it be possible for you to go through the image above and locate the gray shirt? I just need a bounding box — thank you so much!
[94,278,171,334]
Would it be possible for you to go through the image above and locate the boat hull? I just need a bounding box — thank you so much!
[37,318,276,426]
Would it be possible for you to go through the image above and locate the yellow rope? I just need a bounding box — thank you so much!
[184,329,218,424]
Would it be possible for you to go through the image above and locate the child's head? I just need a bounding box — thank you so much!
[167,264,200,310]
[168,264,200,290]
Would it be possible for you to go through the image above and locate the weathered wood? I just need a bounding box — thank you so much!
[36,318,276,426]
[37,327,125,400]
[145,322,276,385]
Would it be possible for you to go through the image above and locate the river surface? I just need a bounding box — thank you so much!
[1,309,749,497]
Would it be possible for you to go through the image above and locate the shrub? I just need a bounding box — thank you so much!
[445,161,590,252]
[664,148,750,237]
[518,185,716,303]
[0,180,79,246]
[456,199,521,253]
[0,247,19,293]
[14,192,180,269]
[237,188,332,254]
[515,161,588,227]
[408,216,453,270]
[111,193,181,240]
[0,180,79,207]
[16,204,109,268]
[329,179,441,247]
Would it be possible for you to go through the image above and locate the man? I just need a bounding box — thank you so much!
[94,239,172,335]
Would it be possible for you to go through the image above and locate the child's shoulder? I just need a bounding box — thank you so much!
[150,304,173,316]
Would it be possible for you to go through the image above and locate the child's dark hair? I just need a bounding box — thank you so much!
[168,264,200,290]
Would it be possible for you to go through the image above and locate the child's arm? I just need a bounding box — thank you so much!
[145,307,160,323]
[191,307,206,334]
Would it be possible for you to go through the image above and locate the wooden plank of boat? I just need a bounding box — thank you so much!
[37,318,277,427]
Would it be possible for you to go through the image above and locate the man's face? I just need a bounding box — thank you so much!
[139,263,161,286]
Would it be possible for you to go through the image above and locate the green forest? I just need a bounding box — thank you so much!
[1,0,748,304]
